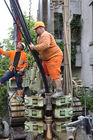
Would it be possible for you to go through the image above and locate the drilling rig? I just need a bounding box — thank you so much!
[0,0,86,140]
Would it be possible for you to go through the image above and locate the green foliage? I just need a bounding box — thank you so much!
[24,14,37,61]
[2,39,14,50]
[0,84,8,119]
[78,88,93,113]
[71,14,82,44]
[71,41,77,65]
[0,57,10,74]
[57,41,64,52]
[0,14,36,119]
[22,14,36,65]
[55,14,82,65]
[23,13,37,45]
[56,14,82,66]
[27,53,35,67]
[54,13,63,39]
[73,73,78,78]
[56,41,77,65]
[0,54,10,119]
[68,14,82,65]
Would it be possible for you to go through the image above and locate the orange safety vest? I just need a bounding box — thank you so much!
[0,48,28,71]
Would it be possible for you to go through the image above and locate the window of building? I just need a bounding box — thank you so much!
[54,12,63,40]
[71,14,81,44]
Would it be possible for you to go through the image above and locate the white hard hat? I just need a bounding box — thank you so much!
[21,42,25,49]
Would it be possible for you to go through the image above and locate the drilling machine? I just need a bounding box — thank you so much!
[6,62,83,140]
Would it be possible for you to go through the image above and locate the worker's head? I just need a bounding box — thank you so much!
[16,42,25,51]
[33,21,45,35]
[21,42,25,50]
[33,21,45,30]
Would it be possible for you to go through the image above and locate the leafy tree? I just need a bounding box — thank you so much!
[79,89,93,114]
[0,15,36,119]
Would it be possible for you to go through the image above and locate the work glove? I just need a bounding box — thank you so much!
[29,43,35,50]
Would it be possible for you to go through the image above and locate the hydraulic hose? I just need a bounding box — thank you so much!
[4,0,49,93]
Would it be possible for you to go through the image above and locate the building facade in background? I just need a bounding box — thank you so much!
[38,0,93,86]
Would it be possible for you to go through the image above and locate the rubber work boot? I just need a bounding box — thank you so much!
[51,88,64,98]
[16,89,23,102]
[37,89,52,95]
[37,89,45,94]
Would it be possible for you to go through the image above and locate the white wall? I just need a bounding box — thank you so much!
[80,0,93,86]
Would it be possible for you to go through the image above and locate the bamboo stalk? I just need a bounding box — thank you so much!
[63,0,73,95]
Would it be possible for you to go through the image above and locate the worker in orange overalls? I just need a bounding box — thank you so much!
[0,42,28,99]
[29,21,63,98]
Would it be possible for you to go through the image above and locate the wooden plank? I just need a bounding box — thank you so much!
[11,106,24,111]
[11,111,24,117]
[11,102,24,105]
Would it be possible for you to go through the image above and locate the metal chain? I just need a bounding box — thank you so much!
[28,0,31,29]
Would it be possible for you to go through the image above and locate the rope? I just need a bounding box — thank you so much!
[62,0,73,95]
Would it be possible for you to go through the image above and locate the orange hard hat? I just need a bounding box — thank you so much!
[33,21,45,30]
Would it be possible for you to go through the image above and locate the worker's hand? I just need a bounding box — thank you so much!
[17,68,25,75]
[20,68,25,72]
[29,43,35,50]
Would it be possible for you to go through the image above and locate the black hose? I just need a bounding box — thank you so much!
[14,0,33,43]
[4,0,49,93]
[11,0,49,93]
